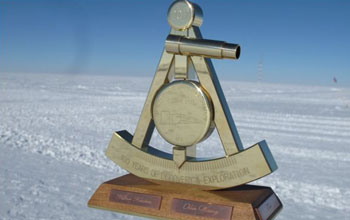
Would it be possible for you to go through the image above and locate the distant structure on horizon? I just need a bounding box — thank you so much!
[333,77,337,84]
[258,57,263,83]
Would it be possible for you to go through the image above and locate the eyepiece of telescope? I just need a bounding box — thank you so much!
[165,35,240,60]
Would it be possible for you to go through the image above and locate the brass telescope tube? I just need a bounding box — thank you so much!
[165,35,240,59]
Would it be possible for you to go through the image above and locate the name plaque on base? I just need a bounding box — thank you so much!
[109,189,162,210]
[171,198,233,220]
[89,174,282,220]
[88,1,283,219]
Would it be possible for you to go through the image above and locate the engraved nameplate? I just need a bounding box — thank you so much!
[256,194,281,220]
[109,189,161,209]
[171,198,233,220]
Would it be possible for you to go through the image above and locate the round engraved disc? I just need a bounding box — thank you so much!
[152,80,213,147]
[167,0,196,30]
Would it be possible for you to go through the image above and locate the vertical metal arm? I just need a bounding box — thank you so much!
[132,50,174,149]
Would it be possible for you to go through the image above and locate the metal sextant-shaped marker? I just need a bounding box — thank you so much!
[106,0,278,189]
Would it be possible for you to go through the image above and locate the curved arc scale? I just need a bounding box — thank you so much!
[106,130,277,190]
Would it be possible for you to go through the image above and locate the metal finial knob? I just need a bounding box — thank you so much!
[167,0,203,31]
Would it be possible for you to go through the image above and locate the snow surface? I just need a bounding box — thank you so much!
[1,72,349,220]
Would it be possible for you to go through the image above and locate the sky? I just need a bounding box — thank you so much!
[1,0,349,86]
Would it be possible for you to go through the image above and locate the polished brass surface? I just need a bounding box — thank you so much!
[173,146,186,168]
[106,131,277,189]
[184,27,244,155]
[167,0,203,31]
[166,35,240,59]
[174,55,188,79]
[191,56,244,155]
[132,50,174,149]
[152,80,213,147]
[105,0,277,189]
[90,1,282,219]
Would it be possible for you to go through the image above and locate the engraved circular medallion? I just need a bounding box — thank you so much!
[152,80,213,147]
[167,0,194,30]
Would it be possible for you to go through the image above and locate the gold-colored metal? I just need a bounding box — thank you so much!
[173,146,187,168]
[191,56,244,155]
[106,131,277,189]
[105,0,278,189]
[167,0,203,31]
[185,144,196,157]
[174,55,188,79]
[183,26,245,155]
[152,80,213,147]
[132,50,174,149]
[90,1,282,219]
[166,35,241,59]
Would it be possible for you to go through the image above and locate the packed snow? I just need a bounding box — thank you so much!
[1,72,349,219]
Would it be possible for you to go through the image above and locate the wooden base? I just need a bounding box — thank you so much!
[88,174,282,220]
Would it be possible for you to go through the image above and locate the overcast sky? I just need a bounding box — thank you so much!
[1,0,349,86]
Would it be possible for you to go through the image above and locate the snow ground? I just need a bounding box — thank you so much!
[1,72,349,219]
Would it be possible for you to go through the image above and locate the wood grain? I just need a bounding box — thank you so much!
[88,174,282,220]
